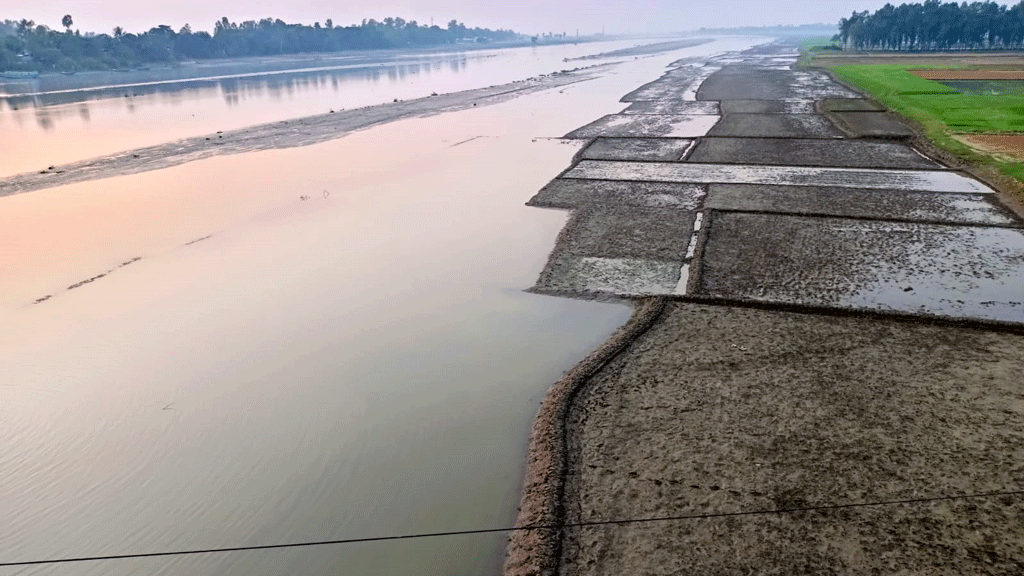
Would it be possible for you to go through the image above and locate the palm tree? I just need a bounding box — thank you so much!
[62,14,73,32]
[113,26,124,39]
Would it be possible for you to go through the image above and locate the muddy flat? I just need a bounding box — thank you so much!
[620,101,720,115]
[528,179,706,210]
[564,113,720,138]
[718,99,815,114]
[580,137,694,161]
[686,137,940,169]
[703,183,1019,226]
[508,39,1024,576]
[697,67,858,100]
[563,160,990,193]
[697,212,1024,324]
[707,113,844,138]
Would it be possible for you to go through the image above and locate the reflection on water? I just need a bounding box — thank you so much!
[1,58,470,121]
[0,40,655,177]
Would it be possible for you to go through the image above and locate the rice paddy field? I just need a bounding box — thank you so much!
[806,48,1024,190]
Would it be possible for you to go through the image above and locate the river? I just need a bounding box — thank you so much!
[0,37,763,575]
[4,39,666,177]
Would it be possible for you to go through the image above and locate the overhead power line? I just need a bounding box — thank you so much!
[2,488,1022,568]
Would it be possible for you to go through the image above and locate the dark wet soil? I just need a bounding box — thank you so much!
[686,137,940,169]
[528,179,706,210]
[703,183,1020,226]
[696,212,1024,324]
[829,111,916,139]
[621,101,720,115]
[564,113,719,139]
[559,302,1024,576]
[580,137,693,162]
[707,113,844,138]
[821,98,886,112]
[507,39,1024,576]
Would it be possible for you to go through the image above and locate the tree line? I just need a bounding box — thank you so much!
[838,0,1024,50]
[0,16,520,72]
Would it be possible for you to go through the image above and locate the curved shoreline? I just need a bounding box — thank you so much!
[502,296,667,576]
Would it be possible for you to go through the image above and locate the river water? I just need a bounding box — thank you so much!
[0,37,762,575]
[3,39,661,177]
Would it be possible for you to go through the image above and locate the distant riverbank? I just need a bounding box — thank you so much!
[0,37,608,95]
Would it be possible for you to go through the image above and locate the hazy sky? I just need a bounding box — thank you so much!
[1,0,904,36]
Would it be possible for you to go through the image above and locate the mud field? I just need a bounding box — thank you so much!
[560,302,1024,576]
[958,134,1024,162]
[505,40,1024,576]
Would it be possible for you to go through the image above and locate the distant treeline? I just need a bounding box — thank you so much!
[839,0,1024,50]
[0,16,520,72]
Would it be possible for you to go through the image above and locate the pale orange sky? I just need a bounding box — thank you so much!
[1,0,902,36]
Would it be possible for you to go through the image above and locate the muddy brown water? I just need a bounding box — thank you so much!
[0,37,764,576]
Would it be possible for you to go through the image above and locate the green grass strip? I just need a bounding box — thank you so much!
[829,63,1024,185]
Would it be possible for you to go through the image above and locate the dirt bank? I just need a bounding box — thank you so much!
[559,302,1024,575]
[503,298,666,576]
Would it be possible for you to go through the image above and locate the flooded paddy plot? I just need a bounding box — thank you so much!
[704,183,1020,226]
[532,206,695,298]
[707,113,844,138]
[545,206,696,261]
[686,137,941,169]
[696,212,1024,323]
[563,160,993,193]
[718,99,815,114]
[620,68,719,102]
[821,98,886,112]
[580,137,694,161]
[621,101,720,115]
[528,179,706,209]
[697,67,858,101]
[828,111,916,139]
[534,256,681,297]
[564,114,721,139]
